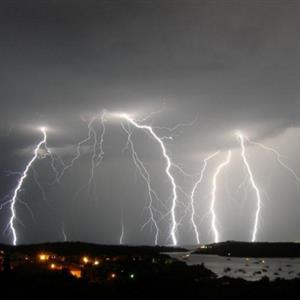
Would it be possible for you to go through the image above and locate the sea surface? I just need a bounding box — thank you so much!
[166,252,300,281]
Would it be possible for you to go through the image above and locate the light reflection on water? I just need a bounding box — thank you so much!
[166,253,300,281]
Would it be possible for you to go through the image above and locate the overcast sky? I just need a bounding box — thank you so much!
[1,0,300,246]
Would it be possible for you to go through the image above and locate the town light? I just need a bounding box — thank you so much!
[39,254,48,261]
[82,256,89,264]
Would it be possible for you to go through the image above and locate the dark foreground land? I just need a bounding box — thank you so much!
[1,242,300,299]
[194,241,300,257]
[2,265,300,300]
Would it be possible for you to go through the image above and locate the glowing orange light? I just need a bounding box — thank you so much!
[82,256,89,264]
[39,254,48,261]
[70,269,82,278]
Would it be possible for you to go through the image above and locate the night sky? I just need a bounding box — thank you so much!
[1,0,300,246]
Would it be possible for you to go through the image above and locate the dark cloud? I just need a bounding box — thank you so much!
[1,0,300,245]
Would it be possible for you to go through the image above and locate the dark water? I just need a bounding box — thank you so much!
[166,252,300,281]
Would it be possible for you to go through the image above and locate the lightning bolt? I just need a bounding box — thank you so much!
[25,165,52,225]
[120,121,160,245]
[236,132,262,242]
[245,136,300,189]
[113,113,179,246]
[57,112,106,203]
[96,111,107,167]
[7,127,47,245]
[191,152,219,244]
[61,222,67,242]
[119,221,125,245]
[210,151,232,243]
[57,116,99,182]
[85,111,107,200]
[47,148,66,184]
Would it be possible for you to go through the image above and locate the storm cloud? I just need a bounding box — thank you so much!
[1,0,300,245]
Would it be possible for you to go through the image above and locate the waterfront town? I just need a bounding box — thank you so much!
[0,242,215,284]
[1,242,300,299]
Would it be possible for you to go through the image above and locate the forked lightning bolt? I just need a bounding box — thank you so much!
[85,111,106,199]
[236,132,300,242]
[245,136,300,188]
[120,121,160,245]
[57,118,97,182]
[191,152,219,244]
[113,113,179,246]
[8,127,48,245]
[57,112,106,202]
[210,151,232,243]
[236,132,262,242]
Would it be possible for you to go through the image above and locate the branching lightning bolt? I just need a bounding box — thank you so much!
[8,127,47,245]
[57,118,96,182]
[120,121,160,245]
[245,136,300,189]
[85,112,107,199]
[113,113,179,246]
[96,111,107,167]
[57,112,106,203]
[191,152,219,244]
[236,132,261,242]
[210,151,232,243]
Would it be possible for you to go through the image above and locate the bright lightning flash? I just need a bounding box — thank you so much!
[210,151,232,244]
[112,113,179,246]
[120,121,160,245]
[8,127,47,245]
[190,152,219,245]
[236,132,262,242]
